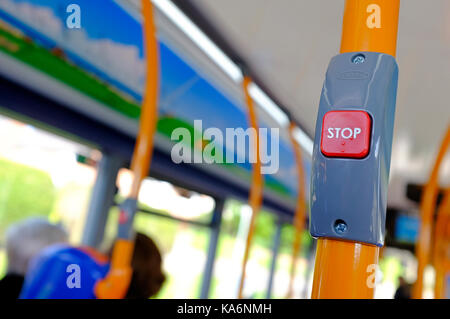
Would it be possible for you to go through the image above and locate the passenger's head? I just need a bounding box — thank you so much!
[125,232,165,299]
[5,218,68,275]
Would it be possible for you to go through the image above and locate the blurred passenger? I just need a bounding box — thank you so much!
[117,232,166,299]
[0,218,68,298]
[20,232,165,299]
[394,276,411,299]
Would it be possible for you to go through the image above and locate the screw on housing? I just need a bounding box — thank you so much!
[352,54,365,64]
[334,220,348,234]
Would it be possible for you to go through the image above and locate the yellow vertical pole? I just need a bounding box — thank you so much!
[311,0,400,299]
[95,0,159,299]
[340,0,400,57]
[237,76,264,299]
[413,127,450,298]
[286,122,307,298]
[433,188,450,299]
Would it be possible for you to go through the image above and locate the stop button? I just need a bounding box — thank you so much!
[320,110,371,158]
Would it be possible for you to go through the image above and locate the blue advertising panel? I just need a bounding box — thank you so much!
[395,214,420,244]
[0,0,310,208]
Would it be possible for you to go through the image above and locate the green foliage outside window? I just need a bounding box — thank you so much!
[0,158,56,233]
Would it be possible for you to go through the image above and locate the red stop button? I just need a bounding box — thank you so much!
[320,110,371,158]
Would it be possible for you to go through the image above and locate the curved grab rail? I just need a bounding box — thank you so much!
[433,188,450,299]
[237,76,264,299]
[286,122,307,298]
[95,0,160,299]
[413,126,450,298]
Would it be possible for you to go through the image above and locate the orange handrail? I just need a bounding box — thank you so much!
[129,0,160,198]
[413,127,450,298]
[340,0,400,57]
[286,122,307,298]
[433,188,450,299]
[312,239,380,298]
[95,0,160,299]
[237,76,264,299]
[311,0,400,299]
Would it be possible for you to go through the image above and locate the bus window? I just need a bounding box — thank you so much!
[0,114,98,278]
[102,174,215,298]
[209,200,277,299]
